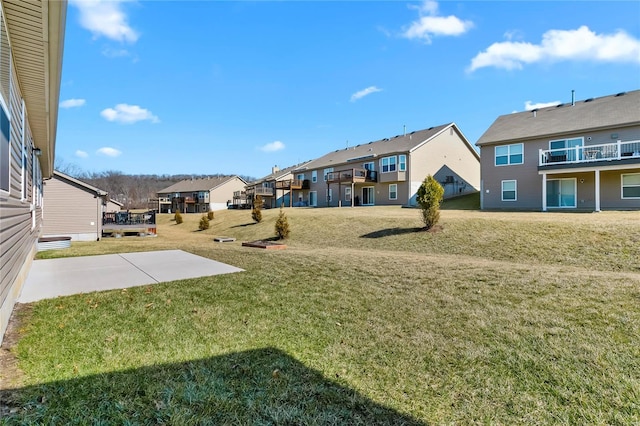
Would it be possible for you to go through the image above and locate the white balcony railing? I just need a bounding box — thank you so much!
[539,140,640,166]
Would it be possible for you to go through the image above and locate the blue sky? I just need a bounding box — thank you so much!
[56,0,640,178]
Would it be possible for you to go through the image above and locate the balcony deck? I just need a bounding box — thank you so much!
[539,140,640,168]
[102,211,157,236]
[326,168,377,184]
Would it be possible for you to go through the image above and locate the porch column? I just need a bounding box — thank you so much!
[541,173,547,212]
[351,182,355,207]
[595,169,601,212]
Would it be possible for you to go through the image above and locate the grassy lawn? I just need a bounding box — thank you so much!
[1,206,639,424]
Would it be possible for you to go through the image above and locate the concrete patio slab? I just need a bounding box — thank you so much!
[19,250,243,303]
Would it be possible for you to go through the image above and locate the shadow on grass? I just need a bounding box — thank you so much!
[361,227,424,239]
[0,348,424,425]
[231,222,257,228]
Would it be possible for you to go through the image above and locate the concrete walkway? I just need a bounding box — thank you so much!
[19,250,244,303]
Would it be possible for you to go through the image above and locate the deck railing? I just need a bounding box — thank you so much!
[326,168,377,183]
[540,140,640,166]
[246,187,274,197]
[103,211,156,226]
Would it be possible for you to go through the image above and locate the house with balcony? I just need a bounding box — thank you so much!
[477,90,640,211]
[236,162,311,208]
[157,175,247,213]
[298,123,480,207]
[0,1,66,343]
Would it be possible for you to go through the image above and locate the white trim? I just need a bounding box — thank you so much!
[389,183,397,200]
[501,179,517,201]
[311,170,317,183]
[344,186,351,202]
[20,99,26,201]
[546,178,577,209]
[398,155,406,172]
[594,170,601,212]
[380,156,397,173]
[495,143,524,166]
[541,173,547,212]
[621,172,640,199]
[309,190,317,207]
[362,186,375,206]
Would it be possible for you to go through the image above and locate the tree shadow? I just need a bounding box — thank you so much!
[0,348,424,425]
[231,223,257,228]
[360,227,424,239]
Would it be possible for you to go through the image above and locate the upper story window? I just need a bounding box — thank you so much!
[398,155,406,172]
[363,162,374,171]
[296,173,305,181]
[311,170,317,183]
[380,156,397,173]
[323,168,333,181]
[495,143,523,166]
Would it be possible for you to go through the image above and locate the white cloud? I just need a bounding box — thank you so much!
[524,100,561,111]
[101,47,131,58]
[96,147,122,157]
[60,98,86,108]
[70,0,139,43]
[469,26,640,72]
[402,0,473,44]
[350,86,382,102]
[75,150,89,158]
[100,104,159,124]
[260,141,285,152]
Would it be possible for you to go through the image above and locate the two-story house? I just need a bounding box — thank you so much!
[157,176,247,213]
[477,90,640,211]
[0,1,66,343]
[294,123,480,207]
[236,162,311,209]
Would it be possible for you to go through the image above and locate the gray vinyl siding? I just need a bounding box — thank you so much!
[0,57,43,341]
[42,175,103,241]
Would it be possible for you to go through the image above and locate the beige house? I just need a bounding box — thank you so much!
[0,1,66,343]
[42,171,117,241]
[235,162,312,208]
[288,123,480,207]
[158,176,248,213]
[477,90,640,211]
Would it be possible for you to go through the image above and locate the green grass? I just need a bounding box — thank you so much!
[3,207,640,424]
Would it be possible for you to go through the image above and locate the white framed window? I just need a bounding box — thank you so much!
[622,173,640,199]
[323,168,333,181]
[344,187,351,202]
[546,178,576,208]
[309,191,317,207]
[311,170,317,183]
[389,184,397,200]
[296,173,305,181]
[326,188,332,202]
[398,155,406,172]
[363,162,374,171]
[495,143,523,166]
[0,102,9,193]
[380,156,397,173]
[501,180,517,201]
[549,138,583,161]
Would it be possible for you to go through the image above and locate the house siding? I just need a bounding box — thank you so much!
[480,126,640,210]
[42,175,103,241]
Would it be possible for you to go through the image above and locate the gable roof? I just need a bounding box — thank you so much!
[158,176,246,194]
[477,90,640,146]
[52,171,107,197]
[249,161,313,185]
[294,123,477,171]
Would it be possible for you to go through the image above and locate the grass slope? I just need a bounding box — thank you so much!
[2,207,639,424]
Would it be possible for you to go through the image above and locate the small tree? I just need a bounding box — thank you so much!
[416,175,444,230]
[199,215,210,231]
[252,195,263,223]
[207,209,214,220]
[274,205,290,240]
[174,210,183,224]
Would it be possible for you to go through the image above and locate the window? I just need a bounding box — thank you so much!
[309,191,317,206]
[549,138,583,161]
[501,180,517,201]
[296,173,305,181]
[326,188,332,202]
[363,162,374,171]
[323,168,333,181]
[311,170,317,183]
[389,184,397,200]
[381,156,397,173]
[398,155,406,172]
[495,143,523,166]
[0,103,9,193]
[344,187,351,202]
[622,173,640,199]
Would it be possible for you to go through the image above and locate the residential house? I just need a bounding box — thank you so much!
[41,171,121,241]
[476,90,640,211]
[292,123,479,207]
[0,1,66,343]
[157,176,248,213]
[236,162,311,208]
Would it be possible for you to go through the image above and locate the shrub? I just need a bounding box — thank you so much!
[252,195,263,223]
[174,210,183,224]
[207,210,214,220]
[274,206,290,240]
[416,175,444,230]
[199,215,210,231]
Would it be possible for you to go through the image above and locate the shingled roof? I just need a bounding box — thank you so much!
[476,90,640,146]
[249,161,313,185]
[293,123,476,171]
[158,176,245,193]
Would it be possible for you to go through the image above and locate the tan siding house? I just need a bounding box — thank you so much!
[42,171,110,241]
[477,91,640,211]
[238,162,312,208]
[158,176,248,213]
[0,1,66,343]
[293,123,480,207]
